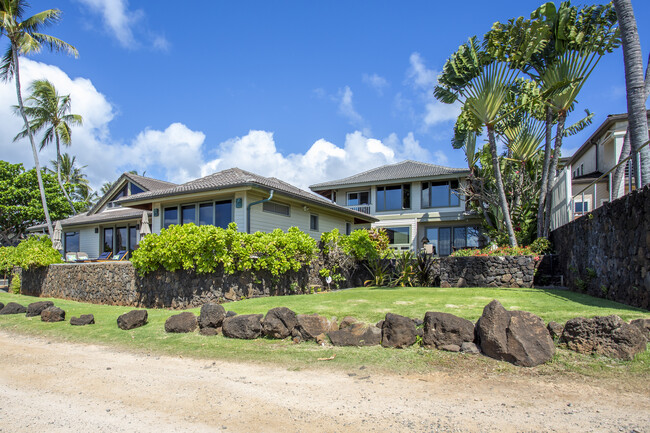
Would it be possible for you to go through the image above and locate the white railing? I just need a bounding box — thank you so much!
[345,204,371,214]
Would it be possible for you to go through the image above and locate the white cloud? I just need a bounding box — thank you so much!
[407,52,438,90]
[362,73,389,95]
[423,100,461,127]
[76,0,168,50]
[338,86,364,128]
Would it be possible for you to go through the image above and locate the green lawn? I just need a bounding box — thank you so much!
[0,288,648,378]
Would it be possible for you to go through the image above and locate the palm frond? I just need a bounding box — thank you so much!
[563,109,594,137]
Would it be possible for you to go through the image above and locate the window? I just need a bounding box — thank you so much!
[130,183,144,195]
[310,215,319,231]
[64,232,79,254]
[347,191,369,206]
[345,222,352,236]
[116,227,127,252]
[425,226,482,256]
[421,180,460,208]
[163,207,178,228]
[103,228,113,253]
[376,184,410,211]
[181,204,196,225]
[575,201,589,213]
[199,203,213,226]
[129,226,139,256]
[214,200,232,228]
[263,201,290,216]
[385,226,410,245]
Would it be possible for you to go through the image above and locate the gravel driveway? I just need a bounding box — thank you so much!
[0,331,648,432]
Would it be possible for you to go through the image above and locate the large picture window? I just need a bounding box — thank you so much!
[425,225,482,256]
[347,191,369,206]
[64,231,79,254]
[385,226,410,245]
[421,180,460,208]
[165,200,233,228]
[376,184,410,211]
[163,207,178,229]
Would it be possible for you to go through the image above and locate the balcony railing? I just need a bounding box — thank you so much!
[345,204,371,214]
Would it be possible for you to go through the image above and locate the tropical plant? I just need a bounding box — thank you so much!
[15,80,83,214]
[0,0,78,237]
[390,250,417,287]
[414,252,435,286]
[363,258,392,287]
[612,0,650,188]
[49,153,94,204]
[0,235,63,276]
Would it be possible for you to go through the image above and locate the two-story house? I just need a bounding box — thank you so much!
[309,160,484,255]
[549,111,649,230]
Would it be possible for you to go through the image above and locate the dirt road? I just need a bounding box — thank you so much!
[0,331,647,433]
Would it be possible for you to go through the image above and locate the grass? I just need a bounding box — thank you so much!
[0,287,648,381]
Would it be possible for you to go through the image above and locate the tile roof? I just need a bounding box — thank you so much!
[126,173,176,191]
[118,167,377,222]
[309,160,469,190]
[29,208,149,231]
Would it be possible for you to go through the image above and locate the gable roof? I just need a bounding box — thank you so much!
[309,160,468,190]
[118,167,377,222]
[88,172,176,215]
[28,208,149,231]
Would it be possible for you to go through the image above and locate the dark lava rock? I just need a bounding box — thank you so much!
[70,314,95,326]
[117,310,148,330]
[41,306,65,322]
[198,303,226,329]
[476,300,555,367]
[439,344,461,352]
[460,342,480,354]
[422,311,475,349]
[165,312,198,333]
[381,313,416,348]
[262,307,298,339]
[547,321,564,339]
[199,327,219,336]
[630,318,650,342]
[26,301,54,317]
[0,302,3,310]
[226,311,237,318]
[412,318,424,327]
[0,302,26,315]
[328,323,381,347]
[296,314,338,341]
[560,315,646,360]
[222,314,263,339]
[339,316,358,329]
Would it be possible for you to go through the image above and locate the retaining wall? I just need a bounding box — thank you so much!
[438,256,538,288]
[551,184,650,310]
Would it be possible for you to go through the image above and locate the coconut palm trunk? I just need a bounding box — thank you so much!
[54,133,76,215]
[543,113,567,237]
[12,49,53,236]
[613,0,650,187]
[536,107,554,237]
[487,126,518,246]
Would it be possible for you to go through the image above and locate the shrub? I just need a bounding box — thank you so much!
[451,245,537,257]
[10,271,20,294]
[529,237,552,254]
[321,228,389,261]
[1,235,63,274]
[131,223,318,276]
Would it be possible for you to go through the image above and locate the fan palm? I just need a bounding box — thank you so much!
[16,79,83,214]
[0,0,78,237]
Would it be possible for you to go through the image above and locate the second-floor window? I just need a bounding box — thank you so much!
[421,180,460,208]
[376,184,410,211]
[347,191,369,206]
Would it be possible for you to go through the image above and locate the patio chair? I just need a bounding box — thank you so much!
[94,251,113,262]
[76,252,90,262]
[424,244,436,255]
[111,250,129,261]
[65,252,78,262]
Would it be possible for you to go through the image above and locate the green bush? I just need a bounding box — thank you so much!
[529,237,553,254]
[0,236,62,274]
[131,223,318,276]
[320,228,389,261]
[451,245,537,257]
[10,271,20,294]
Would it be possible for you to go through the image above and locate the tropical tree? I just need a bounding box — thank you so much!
[0,0,78,238]
[49,153,93,203]
[15,79,83,214]
[612,0,650,188]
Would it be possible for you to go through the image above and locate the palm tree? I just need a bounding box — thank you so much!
[0,0,78,237]
[15,79,83,214]
[49,153,91,201]
[612,0,650,188]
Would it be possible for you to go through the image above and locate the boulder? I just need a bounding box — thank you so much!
[117,310,148,330]
[222,314,263,339]
[328,323,381,347]
[198,303,226,329]
[339,316,358,329]
[199,327,219,336]
[296,314,338,341]
[422,312,475,349]
[381,313,416,348]
[165,312,198,333]
[412,318,424,327]
[0,302,26,315]
[70,314,95,326]
[0,302,3,310]
[440,344,461,352]
[560,315,646,360]
[26,301,55,317]
[547,321,564,339]
[226,311,237,318]
[630,318,650,341]
[41,306,65,322]
[460,342,480,354]
[262,307,297,339]
[476,300,555,367]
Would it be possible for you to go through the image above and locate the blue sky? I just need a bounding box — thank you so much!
[1,0,648,191]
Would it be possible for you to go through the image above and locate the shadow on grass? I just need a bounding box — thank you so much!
[539,288,649,313]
